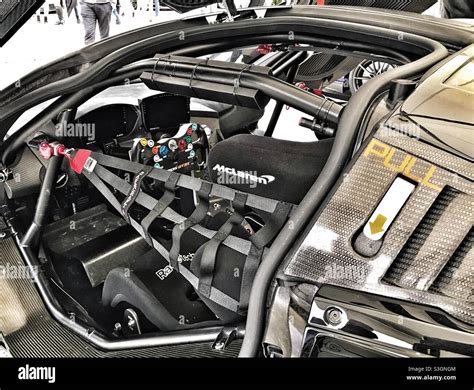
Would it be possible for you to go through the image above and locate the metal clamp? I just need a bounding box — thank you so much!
[212,326,241,351]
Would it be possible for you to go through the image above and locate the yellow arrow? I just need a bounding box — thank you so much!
[369,214,387,235]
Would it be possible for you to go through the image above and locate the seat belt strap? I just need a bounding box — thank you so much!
[90,151,280,214]
[84,170,122,212]
[238,245,264,313]
[250,202,292,249]
[239,201,292,311]
[141,172,180,245]
[198,192,248,297]
[93,164,252,255]
[62,151,294,313]
[169,181,213,270]
[121,166,153,222]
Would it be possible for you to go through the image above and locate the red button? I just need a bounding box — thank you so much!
[186,127,193,136]
[152,146,159,155]
[178,139,187,151]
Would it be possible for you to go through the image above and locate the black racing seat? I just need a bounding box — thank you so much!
[208,134,334,204]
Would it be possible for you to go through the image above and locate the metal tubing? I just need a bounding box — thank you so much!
[265,62,302,137]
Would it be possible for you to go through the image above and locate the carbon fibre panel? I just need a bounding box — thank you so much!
[283,128,473,326]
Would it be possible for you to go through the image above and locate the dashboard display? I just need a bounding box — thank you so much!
[75,104,139,145]
[140,93,190,134]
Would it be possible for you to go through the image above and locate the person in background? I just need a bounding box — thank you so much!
[154,0,160,18]
[55,0,66,25]
[117,0,133,17]
[81,0,113,45]
[112,1,122,24]
[73,6,82,23]
[64,0,82,23]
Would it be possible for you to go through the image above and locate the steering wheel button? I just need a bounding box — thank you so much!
[147,140,155,148]
[159,145,169,157]
[178,139,187,151]
[152,146,159,155]
[186,127,193,135]
[139,138,148,147]
[168,140,178,151]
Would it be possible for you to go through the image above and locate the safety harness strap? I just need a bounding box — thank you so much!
[238,202,292,311]
[121,166,154,222]
[238,245,263,313]
[198,192,248,297]
[91,152,281,214]
[251,202,293,249]
[93,164,251,255]
[141,172,180,245]
[169,181,213,270]
[85,170,122,212]
[131,218,241,312]
[73,151,293,314]
[180,267,240,312]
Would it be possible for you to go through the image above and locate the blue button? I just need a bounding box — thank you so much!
[159,145,169,157]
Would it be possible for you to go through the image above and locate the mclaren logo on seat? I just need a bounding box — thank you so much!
[213,164,275,186]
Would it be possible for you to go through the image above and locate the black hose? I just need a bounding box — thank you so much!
[140,57,343,125]
[171,34,412,64]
